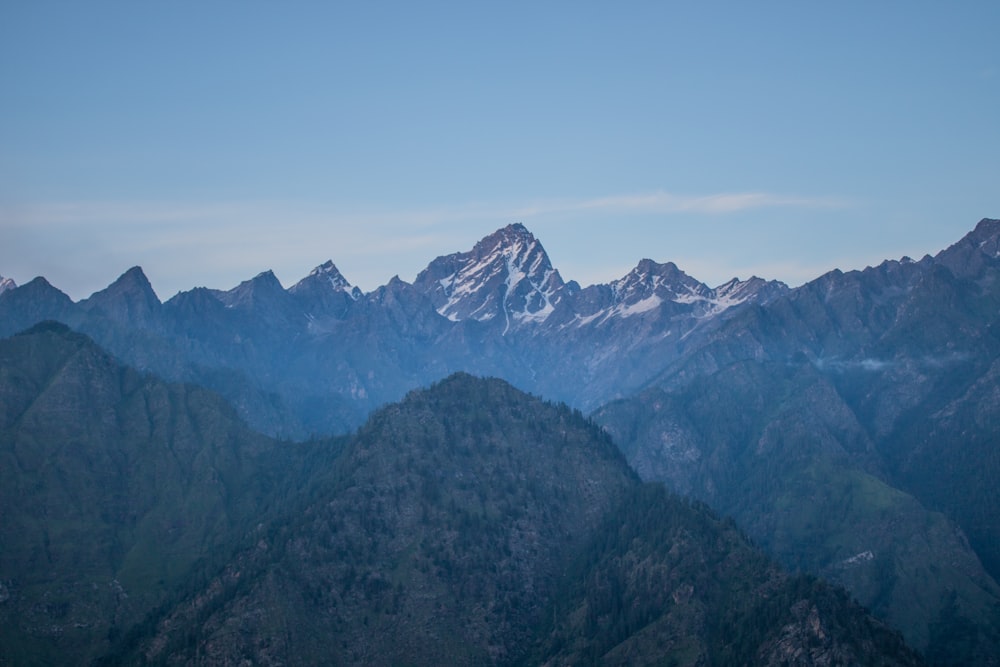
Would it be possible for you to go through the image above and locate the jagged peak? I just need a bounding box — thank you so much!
[714,275,776,292]
[309,260,344,278]
[75,266,162,323]
[617,258,687,283]
[365,275,419,308]
[11,276,73,302]
[416,224,551,282]
[252,269,280,283]
[413,224,564,329]
[568,263,787,326]
[713,275,789,307]
[386,275,410,289]
[120,265,149,280]
[98,266,158,299]
[611,259,708,302]
[292,260,361,300]
[715,276,744,291]
[370,275,412,294]
[23,275,56,289]
[216,269,289,309]
[636,257,678,272]
[490,221,532,241]
[471,223,546,264]
[0,274,16,296]
[229,270,284,294]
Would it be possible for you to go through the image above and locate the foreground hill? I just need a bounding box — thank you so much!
[0,327,922,665]
[107,374,921,666]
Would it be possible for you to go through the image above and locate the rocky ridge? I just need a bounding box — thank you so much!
[0,223,787,437]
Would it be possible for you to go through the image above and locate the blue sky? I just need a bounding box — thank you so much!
[1,2,997,300]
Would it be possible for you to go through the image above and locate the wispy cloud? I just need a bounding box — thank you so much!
[1,189,844,232]
[485,190,845,220]
[552,191,844,215]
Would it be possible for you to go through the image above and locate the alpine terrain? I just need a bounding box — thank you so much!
[2,219,1000,663]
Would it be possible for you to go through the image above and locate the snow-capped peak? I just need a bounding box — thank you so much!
[611,259,712,306]
[565,262,788,329]
[413,224,566,331]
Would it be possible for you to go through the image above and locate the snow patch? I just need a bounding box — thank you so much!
[617,294,663,316]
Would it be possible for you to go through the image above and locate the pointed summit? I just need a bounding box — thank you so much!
[206,270,303,335]
[611,259,712,308]
[80,266,161,326]
[413,224,566,332]
[290,260,362,300]
[494,221,532,241]
[217,270,287,309]
[0,276,77,337]
[98,266,159,300]
[289,261,362,324]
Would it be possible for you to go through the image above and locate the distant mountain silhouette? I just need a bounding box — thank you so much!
[3,218,1000,662]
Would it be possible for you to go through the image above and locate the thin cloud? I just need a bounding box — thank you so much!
[0,189,844,232]
[567,191,846,215]
[498,190,845,220]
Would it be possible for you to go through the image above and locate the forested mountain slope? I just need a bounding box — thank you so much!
[105,374,921,666]
[0,322,328,665]
[1,328,923,665]
[596,219,1000,663]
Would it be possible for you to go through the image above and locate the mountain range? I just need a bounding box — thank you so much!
[3,218,1000,663]
[0,223,790,439]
